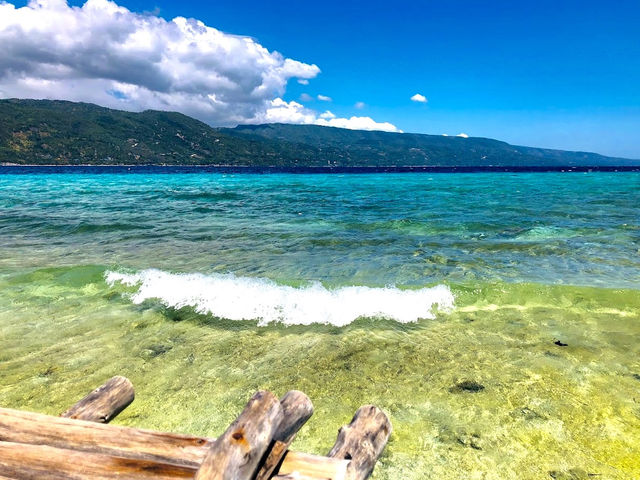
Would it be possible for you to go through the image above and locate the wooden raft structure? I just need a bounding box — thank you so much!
[0,376,391,480]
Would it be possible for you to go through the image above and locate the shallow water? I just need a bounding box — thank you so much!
[1,169,639,479]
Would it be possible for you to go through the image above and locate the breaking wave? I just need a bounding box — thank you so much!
[105,269,454,326]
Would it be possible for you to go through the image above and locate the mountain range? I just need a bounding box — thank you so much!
[1,99,636,167]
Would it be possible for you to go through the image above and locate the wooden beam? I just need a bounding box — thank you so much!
[277,451,348,480]
[0,407,212,467]
[255,390,313,480]
[195,390,282,480]
[328,405,391,480]
[0,441,195,480]
[61,376,135,423]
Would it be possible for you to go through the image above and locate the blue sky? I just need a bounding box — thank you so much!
[5,0,640,157]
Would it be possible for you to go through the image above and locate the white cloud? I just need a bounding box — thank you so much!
[317,116,401,132]
[317,94,332,102]
[456,133,469,138]
[257,98,401,132]
[411,93,428,103]
[0,0,320,125]
[0,0,400,131]
[299,93,313,102]
[258,98,318,124]
[354,101,366,109]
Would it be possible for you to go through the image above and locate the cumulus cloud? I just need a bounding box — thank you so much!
[456,133,469,138]
[316,116,401,132]
[299,93,313,102]
[354,101,366,109]
[411,93,428,103]
[317,94,332,102]
[0,0,400,131]
[258,98,401,132]
[0,0,323,126]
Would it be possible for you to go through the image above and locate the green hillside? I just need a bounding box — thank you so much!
[225,123,635,167]
[0,99,636,166]
[0,99,315,166]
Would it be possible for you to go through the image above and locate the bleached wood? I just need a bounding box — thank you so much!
[0,407,212,467]
[328,405,391,480]
[0,441,195,479]
[255,390,313,480]
[278,451,348,480]
[195,390,282,480]
[61,376,134,423]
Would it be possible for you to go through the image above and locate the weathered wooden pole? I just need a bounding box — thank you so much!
[275,451,349,480]
[195,390,283,480]
[0,440,195,480]
[255,390,314,480]
[61,376,134,423]
[0,407,213,467]
[328,405,392,480]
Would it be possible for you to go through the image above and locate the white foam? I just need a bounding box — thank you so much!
[105,269,454,326]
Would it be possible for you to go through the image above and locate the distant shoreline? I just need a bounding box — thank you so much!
[1,164,639,173]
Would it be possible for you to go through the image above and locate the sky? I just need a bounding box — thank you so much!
[1,0,639,157]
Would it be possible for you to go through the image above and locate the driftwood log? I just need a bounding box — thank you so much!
[0,440,194,480]
[274,451,349,480]
[0,376,391,480]
[0,407,213,467]
[61,376,134,423]
[0,407,352,478]
[195,391,283,480]
[255,390,313,480]
[328,405,392,480]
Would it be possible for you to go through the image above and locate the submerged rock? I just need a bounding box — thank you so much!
[517,406,547,421]
[145,343,173,358]
[456,432,483,450]
[449,380,485,393]
[548,468,594,480]
[554,340,569,347]
[437,427,484,451]
[37,365,57,377]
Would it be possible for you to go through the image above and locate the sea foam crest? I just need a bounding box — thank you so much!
[105,269,454,326]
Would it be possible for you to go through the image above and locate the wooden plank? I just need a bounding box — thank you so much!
[61,376,135,423]
[195,390,282,480]
[278,451,348,480]
[0,441,195,480]
[0,407,212,467]
[255,390,313,480]
[328,405,391,480]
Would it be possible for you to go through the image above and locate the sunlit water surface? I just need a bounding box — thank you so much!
[1,169,639,479]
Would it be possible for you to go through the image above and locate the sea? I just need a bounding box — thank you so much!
[1,166,639,479]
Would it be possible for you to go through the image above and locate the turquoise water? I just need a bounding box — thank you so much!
[1,169,639,478]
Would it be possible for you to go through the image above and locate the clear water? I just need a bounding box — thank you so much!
[1,169,639,479]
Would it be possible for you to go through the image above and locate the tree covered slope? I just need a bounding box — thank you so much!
[1,99,636,166]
